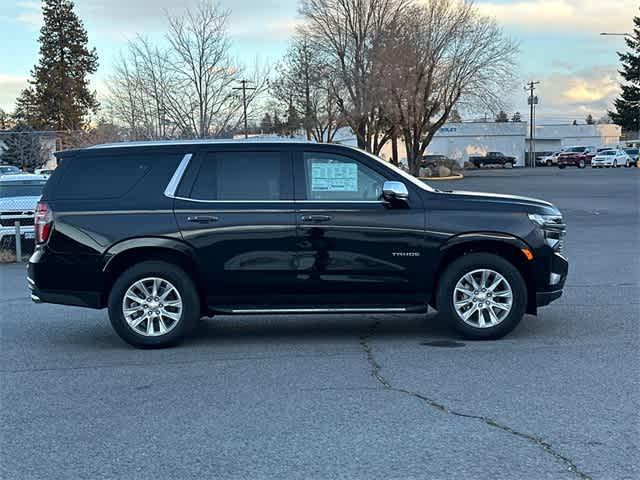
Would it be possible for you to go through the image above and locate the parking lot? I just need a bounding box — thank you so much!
[1,167,638,479]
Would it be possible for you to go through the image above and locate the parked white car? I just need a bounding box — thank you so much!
[539,152,560,166]
[591,149,633,168]
[0,174,48,243]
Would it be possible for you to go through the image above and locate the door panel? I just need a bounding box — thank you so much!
[294,150,427,306]
[173,149,298,307]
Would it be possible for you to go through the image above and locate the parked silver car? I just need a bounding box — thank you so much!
[0,174,48,243]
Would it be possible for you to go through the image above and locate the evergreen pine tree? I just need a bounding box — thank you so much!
[273,112,283,136]
[609,12,640,133]
[260,113,274,133]
[285,101,301,137]
[585,114,595,125]
[16,0,98,130]
[495,110,509,122]
[448,109,462,123]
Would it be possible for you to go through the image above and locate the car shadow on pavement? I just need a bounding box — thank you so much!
[189,312,458,345]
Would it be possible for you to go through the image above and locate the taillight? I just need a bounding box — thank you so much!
[34,202,53,244]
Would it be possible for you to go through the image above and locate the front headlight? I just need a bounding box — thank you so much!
[528,213,566,252]
[528,213,563,227]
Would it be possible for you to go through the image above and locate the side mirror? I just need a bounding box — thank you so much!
[382,181,409,202]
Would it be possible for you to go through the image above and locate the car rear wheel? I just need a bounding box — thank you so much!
[436,253,527,340]
[108,261,200,348]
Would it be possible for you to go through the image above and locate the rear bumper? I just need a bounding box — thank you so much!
[27,248,104,309]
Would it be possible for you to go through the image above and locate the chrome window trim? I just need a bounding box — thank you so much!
[170,196,382,204]
[163,153,193,199]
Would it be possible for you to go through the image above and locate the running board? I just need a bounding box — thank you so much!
[215,306,426,315]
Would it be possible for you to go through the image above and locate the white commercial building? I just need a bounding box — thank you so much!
[385,122,621,167]
[530,124,622,152]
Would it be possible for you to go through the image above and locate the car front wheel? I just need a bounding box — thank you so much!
[108,261,200,348]
[436,253,527,340]
[578,159,586,168]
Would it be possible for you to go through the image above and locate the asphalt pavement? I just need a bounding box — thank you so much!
[1,167,638,479]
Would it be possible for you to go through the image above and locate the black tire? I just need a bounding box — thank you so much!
[578,159,586,168]
[436,253,527,340]
[546,160,552,166]
[479,162,485,168]
[503,161,514,169]
[108,261,200,348]
[558,164,565,169]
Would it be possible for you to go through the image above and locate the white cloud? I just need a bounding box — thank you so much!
[535,65,620,118]
[0,74,29,112]
[477,0,636,33]
[15,1,42,28]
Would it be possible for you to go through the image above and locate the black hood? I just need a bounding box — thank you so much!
[436,189,559,214]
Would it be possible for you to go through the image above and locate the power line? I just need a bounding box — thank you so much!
[232,80,256,139]
[526,81,540,168]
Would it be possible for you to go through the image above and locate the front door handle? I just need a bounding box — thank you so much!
[301,215,332,223]
[187,215,219,224]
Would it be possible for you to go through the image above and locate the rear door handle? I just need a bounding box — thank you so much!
[301,215,332,223]
[187,215,219,224]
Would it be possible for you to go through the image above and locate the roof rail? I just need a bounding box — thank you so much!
[89,137,317,149]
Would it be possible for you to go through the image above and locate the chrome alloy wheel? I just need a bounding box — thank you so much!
[453,269,513,328]
[122,277,183,336]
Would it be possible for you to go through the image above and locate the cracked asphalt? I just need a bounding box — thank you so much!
[1,167,638,479]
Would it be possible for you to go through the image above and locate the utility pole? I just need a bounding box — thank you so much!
[233,79,256,139]
[526,81,540,168]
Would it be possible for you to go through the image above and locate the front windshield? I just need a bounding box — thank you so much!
[0,180,47,198]
[356,147,435,192]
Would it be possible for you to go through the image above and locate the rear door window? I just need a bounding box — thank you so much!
[189,151,287,201]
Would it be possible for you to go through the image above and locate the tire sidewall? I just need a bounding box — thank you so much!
[437,253,527,340]
[108,261,199,348]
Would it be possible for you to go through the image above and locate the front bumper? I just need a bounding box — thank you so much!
[535,252,568,309]
[537,289,563,307]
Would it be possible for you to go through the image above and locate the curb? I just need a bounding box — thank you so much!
[418,173,464,181]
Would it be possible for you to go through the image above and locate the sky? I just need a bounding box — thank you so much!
[0,0,636,123]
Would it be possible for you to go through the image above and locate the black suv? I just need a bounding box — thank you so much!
[28,140,568,347]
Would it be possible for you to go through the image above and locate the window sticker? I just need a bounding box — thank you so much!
[311,162,358,191]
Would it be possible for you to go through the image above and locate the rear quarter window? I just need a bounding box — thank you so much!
[49,152,183,201]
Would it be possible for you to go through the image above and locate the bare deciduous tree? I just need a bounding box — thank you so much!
[299,0,409,151]
[272,35,343,142]
[106,1,268,139]
[378,0,517,175]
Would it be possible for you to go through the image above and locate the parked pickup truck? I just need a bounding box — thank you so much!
[469,152,517,168]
